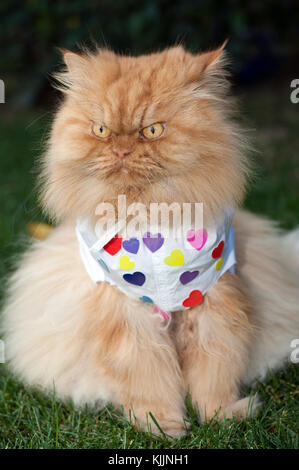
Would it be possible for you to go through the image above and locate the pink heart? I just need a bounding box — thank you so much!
[154,305,170,322]
[186,229,207,251]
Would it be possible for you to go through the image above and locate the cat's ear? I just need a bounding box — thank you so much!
[53,49,88,92]
[187,41,230,97]
[60,50,87,74]
[198,40,228,73]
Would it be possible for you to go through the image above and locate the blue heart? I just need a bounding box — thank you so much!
[140,295,153,303]
[123,237,139,254]
[123,272,146,286]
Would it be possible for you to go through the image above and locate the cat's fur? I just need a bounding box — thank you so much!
[2,45,299,436]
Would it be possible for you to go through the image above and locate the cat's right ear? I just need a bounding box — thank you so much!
[59,49,87,74]
[53,49,88,92]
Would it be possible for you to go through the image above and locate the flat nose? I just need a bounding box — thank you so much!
[112,148,131,159]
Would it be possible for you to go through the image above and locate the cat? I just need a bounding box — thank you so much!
[1,44,299,437]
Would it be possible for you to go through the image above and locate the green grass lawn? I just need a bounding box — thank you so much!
[0,84,298,449]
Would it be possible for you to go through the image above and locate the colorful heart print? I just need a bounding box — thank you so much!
[164,249,184,266]
[120,255,135,270]
[142,232,164,252]
[122,237,139,254]
[212,240,224,259]
[123,272,146,286]
[180,270,199,285]
[215,256,224,271]
[140,295,153,303]
[186,229,207,251]
[182,289,203,308]
[103,235,122,256]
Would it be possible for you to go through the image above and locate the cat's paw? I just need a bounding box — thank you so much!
[154,417,188,438]
[127,407,187,438]
[220,394,261,420]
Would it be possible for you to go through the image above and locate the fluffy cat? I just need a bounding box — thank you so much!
[2,45,299,437]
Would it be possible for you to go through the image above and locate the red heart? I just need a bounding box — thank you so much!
[212,240,224,259]
[103,235,122,256]
[182,290,203,308]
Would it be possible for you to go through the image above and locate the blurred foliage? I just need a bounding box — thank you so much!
[0,0,299,107]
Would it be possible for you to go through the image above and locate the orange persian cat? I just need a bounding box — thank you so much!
[2,45,299,437]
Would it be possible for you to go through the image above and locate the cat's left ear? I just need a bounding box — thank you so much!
[198,40,228,73]
[187,40,229,96]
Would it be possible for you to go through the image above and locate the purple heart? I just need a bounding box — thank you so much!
[123,272,146,286]
[180,270,199,285]
[123,237,140,254]
[142,232,164,252]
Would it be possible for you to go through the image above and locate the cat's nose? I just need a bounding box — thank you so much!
[112,148,131,159]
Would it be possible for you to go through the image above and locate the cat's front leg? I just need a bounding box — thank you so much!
[173,271,259,421]
[86,290,187,436]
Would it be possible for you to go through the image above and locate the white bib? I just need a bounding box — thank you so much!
[76,210,236,320]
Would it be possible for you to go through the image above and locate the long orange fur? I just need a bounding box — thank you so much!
[1,45,298,436]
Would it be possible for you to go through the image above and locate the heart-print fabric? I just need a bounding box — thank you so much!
[76,209,236,317]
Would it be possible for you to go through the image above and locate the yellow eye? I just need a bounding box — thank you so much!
[91,123,112,139]
[141,122,165,140]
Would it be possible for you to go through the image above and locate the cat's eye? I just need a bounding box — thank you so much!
[141,122,165,140]
[91,123,112,139]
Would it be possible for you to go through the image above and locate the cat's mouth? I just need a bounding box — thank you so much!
[104,159,140,183]
[103,155,166,188]
[115,160,131,177]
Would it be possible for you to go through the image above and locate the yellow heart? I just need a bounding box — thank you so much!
[216,256,224,271]
[164,249,184,267]
[120,255,135,270]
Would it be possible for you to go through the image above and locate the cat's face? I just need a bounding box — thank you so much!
[42,46,248,221]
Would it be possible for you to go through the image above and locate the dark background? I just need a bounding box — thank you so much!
[1,0,299,109]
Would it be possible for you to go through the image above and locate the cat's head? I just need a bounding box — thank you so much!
[41,45,250,222]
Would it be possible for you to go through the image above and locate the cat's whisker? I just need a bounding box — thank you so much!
[46,164,100,187]
[48,168,100,203]
[46,170,87,187]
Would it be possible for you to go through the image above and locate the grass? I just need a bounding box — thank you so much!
[0,83,298,449]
